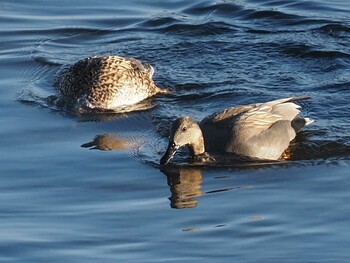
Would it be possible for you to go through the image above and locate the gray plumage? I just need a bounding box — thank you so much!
[160,97,313,164]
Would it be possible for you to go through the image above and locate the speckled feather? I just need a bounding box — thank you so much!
[57,56,167,110]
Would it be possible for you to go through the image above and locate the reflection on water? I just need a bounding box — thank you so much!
[3,0,350,261]
[81,133,136,151]
[161,167,204,209]
[161,166,253,209]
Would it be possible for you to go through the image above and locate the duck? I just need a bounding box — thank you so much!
[160,96,313,165]
[56,55,168,111]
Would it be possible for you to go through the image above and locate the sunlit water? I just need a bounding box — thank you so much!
[1,0,350,262]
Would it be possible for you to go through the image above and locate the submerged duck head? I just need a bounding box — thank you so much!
[160,117,205,165]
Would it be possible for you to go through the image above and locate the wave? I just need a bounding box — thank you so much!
[281,43,350,59]
[141,15,237,36]
[243,9,299,21]
[290,140,350,161]
[318,23,350,34]
[182,1,243,17]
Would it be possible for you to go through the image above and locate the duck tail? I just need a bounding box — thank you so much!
[289,96,311,102]
[304,117,314,126]
[155,86,172,94]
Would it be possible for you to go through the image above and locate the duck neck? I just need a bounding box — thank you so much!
[188,136,205,156]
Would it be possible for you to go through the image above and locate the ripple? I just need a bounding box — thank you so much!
[244,9,299,21]
[141,16,183,29]
[162,21,237,36]
[141,16,238,36]
[183,1,243,17]
[281,43,350,59]
[290,140,350,161]
[318,23,350,35]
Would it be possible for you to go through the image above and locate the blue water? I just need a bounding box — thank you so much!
[1,0,350,262]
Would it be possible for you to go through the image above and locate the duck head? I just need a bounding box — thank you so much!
[160,117,205,165]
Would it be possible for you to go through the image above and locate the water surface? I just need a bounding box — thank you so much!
[1,0,350,262]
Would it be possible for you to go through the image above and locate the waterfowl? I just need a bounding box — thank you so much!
[160,97,313,165]
[56,55,168,110]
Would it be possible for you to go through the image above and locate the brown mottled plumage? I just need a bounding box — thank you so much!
[57,55,168,110]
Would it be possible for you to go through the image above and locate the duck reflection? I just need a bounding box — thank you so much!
[161,167,204,209]
[81,133,135,151]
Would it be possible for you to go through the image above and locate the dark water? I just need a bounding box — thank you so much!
[1,0,350,262]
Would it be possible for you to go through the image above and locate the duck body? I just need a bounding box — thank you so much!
[160,97,313,165]
[56,55,167,110]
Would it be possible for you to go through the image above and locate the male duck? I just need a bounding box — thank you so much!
[160,97,313,164]
[56,55,168,110]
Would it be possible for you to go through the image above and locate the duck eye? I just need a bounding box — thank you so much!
[181,126,187,132]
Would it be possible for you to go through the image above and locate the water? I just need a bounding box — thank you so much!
[1,0,350,262]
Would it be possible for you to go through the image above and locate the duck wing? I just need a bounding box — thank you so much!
[200,97,310,158]
[203,96,308,123]
[234,96,310,135]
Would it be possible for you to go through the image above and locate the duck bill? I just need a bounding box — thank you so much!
[160,142,178,165]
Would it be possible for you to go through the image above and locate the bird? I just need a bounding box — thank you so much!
[55,55,168,111]
[160,96,313,165]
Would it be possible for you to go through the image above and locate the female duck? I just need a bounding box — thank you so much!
[56,55,168,111]
[160,97,313,164]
